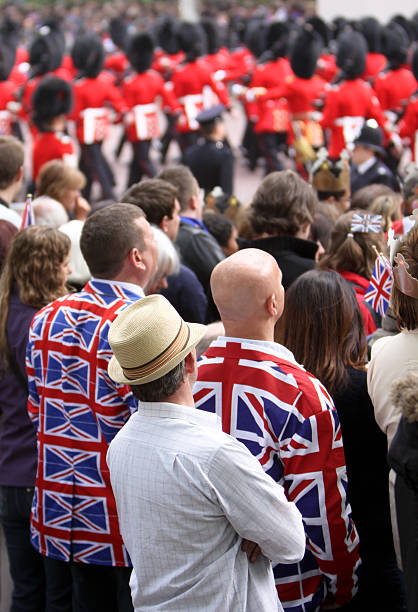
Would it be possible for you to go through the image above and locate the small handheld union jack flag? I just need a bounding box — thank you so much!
[364,253,393,317]
[350,213,382,233]
[20,193,34,229]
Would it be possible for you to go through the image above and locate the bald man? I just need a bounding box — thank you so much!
[194,249,360,612]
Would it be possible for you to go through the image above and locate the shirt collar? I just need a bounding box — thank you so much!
[88,277,145,299]
[357,156,376,174]
[138,401,221,430]
[180,216,208,232]
[213,335,299,364]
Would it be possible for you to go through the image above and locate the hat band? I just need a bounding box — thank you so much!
[121,319,191,381]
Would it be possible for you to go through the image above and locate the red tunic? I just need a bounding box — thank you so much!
[224,47,255,83]
[249,58,292,134]
[0,80,18,135]
[399,95,418,160]
[315,53,338,82]
[373,67,417,113]
[70,72,127,145]
[362,53,386,82]
[284,74,327,147]
[122,70,179,141]
[320,79,387,158]
[171,59,230,133]
[32,130,77,181]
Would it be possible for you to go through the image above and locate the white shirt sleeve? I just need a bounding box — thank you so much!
[208,435,306,564]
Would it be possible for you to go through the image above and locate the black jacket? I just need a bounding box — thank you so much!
[239,235,317,289]
[183,138,234,195]
[350,159,397,194]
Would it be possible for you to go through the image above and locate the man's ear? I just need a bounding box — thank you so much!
[160,216,169,234]
[189,194,198,211]
[129,247,145,270]
[265,293,278,317]
[15,165,24,183]
[185,349,197,374]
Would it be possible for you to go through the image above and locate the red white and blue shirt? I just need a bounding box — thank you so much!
[26,279,143,566]
[194,337,360,612]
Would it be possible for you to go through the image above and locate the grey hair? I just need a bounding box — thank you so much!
[153,226,180,279]
[32,196,69,228]
[130,359,186,402]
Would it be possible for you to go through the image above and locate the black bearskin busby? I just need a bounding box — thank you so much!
[265,21,290,59]
[154,16,179,55]
[381,23,409,67]
[290,25,323,79]
[29,20,65,77]
[245,18,267,59]
[359,17,382,53]
[126,32,154,74]
[72,34,104,79]
[412,47,418,83]
[336,30,367,79]
[306,16,331,48]
[109,17,128,52]
[201,19,220,55]
[32,75,73,131]
[176,21,206,61]
[0,18,19,82]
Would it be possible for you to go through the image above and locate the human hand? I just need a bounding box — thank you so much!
[74,195,91,221]
[241,539,262,563]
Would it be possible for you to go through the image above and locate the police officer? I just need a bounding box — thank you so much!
[183,104,234,195]
[350,121,397,194]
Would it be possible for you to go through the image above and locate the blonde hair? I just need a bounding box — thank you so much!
[369,194,402,233]
[0,226,70,368]
[35,160,86,203]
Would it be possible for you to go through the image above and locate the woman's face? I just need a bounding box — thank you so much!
[60,188,80,212]
[59,252,72,285]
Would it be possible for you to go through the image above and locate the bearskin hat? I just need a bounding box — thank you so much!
[245,18,267,59]
[0,18,18,82]
[381,23,409,66]
[32,75,73,131]
[29,21,65,77]
[359,17,382,53]
[290,25,323,79]
[390,14,415,43]
[154,16,179,55]
[306,16,330,47]
[265,21,290,59]
[412,47,418,83]
[72,34,104,78]
[109,17,128,51]
[176,22,206,60]
[336,30,367,79]
[126,32,155,74]
[201,19,220,55]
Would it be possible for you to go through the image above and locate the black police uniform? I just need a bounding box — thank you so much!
[183,137,234,195]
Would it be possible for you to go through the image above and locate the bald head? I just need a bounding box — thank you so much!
[211,249,284,327]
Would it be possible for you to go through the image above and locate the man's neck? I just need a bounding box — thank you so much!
[158,380,195,408]
[0,186,16,206]
[181,210,200,221]
[222,322,275,343]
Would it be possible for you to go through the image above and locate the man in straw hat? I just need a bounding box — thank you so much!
[106,294,305,611]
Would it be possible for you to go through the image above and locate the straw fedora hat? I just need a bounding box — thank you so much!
[108,294,206,385]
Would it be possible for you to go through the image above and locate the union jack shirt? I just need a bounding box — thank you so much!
[194,337,360,612]
[26,279,143,566]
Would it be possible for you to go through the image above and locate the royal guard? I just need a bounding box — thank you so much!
[201,19,229,76]
[373,24,416,121]
[320,30,389,158]
[245,21,292,173]
[0,19,20,137]
[398,48,418,161]
[359,17,386,82]
[70,33,127,200]
[103,17,129,85]
[31,75,76,183]
[171,21,230,153]
[21,21,71,126]
[285,24,327,167]
[123,32,180,187]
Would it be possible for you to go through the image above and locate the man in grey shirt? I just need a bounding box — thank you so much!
[106,294,305,611]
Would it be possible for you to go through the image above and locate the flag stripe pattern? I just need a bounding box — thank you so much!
[20,194,34,229]
[364,254,393,317]
[194,338,360,611]
[26,280,141,566]
[350,213,382,233]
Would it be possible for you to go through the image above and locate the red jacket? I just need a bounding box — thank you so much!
[171,59,229,133]
[320,79,387,158]
[362,53,386,82]
[224,47,255,83]
[315,53,338,82]
[122,70,180,141]
[32,130,77,181]
[70,72,127,144]
[0,80,18,135]
[399,95,418,160]
[373,67,417,113]
[249,58,292,133]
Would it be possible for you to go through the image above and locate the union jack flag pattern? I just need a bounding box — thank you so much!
[194,338,360,612]
[364,254,393,317]
[20,194,34,229]
[350,213,382,234]
[26,279,143,566]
